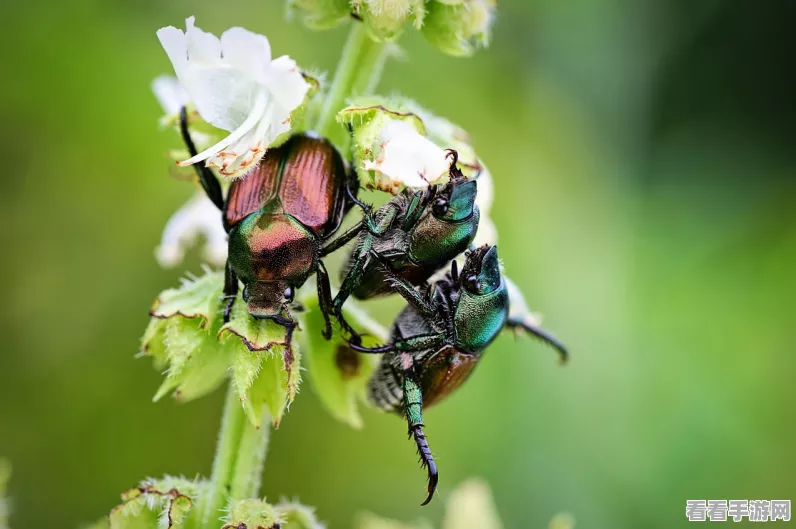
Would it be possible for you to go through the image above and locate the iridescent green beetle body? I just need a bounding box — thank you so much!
[350,245,568,505]
[326,157,480,340]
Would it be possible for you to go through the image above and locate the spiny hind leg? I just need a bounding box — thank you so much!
[400,354,438,506]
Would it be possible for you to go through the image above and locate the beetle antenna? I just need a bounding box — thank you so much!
[508,319,569,364]
[450,260,459,283]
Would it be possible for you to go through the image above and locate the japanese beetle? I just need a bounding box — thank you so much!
[350,245,567,505]
[324,152,480,339]
[179,108,359,344]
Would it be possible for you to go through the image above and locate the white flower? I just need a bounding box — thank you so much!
[472,162,497,245]
[156,17,310,178]
[155,193,228,268]
[152,75,189,118]
[363,119,450,190]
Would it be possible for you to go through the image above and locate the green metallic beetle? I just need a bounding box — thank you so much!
[350,245,568,505]
[323,152,481,340]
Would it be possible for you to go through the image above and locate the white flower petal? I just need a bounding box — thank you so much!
[179,90,267,167]
[181,65,257,131]
[184,16,222,63]
[474,162,493,214]
[473,215,497,246]
[156,193,227,268]
[152,76,189,116]
[262,56,310,111]
[365,120,450,188]
[220,26,272,75]
[156,25,189,75]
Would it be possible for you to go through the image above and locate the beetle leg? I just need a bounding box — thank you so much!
[332,230,373,332]
[349,333,444,354]
[222,262,239,323]
[400,357,438,506]
[320,220,365,257]
[315,260,338,341]
[179,107,225,211]
[367,250,436,318]
[505,317,569,364]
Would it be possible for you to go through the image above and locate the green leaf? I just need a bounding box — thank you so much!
[141,317,168,369]
[152,317,227,403]
[299,297,385,429]
[150,271,225,329]
[218,294,289,352]
[224,499,279,529]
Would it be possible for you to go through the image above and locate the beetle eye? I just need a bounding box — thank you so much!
[463,274,480,292]
[432,198,449,217]
[283,286,295,302]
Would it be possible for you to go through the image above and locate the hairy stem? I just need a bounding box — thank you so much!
[199,384,270,526]
[229,406,270,500]
[315,21,388,147]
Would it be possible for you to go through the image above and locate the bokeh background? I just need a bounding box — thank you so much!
[1,0,795,527]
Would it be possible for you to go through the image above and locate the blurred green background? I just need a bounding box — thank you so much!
[1,0,795,527]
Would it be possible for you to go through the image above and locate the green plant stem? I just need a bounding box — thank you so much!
[315,22,388,147]
[229,406,270,500]
[199,384,270,527]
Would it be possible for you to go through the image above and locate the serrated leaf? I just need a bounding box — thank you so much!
[299,298,385,429]
[150,271,225,329]
[218,294,289,351]
[224,499,279,529]
[152,317,212,402]
[141,318,169,369]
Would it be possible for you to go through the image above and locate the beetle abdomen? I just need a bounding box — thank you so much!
[278,134,348,237]
[224,147,282,229]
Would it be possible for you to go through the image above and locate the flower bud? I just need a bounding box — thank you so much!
[422,0,496,57]
[274,501,326,529]
[354,0,426,41]
[338,97,449,193]
[287,0,351,29]
[109,477,203,529]
[224,499,279,529]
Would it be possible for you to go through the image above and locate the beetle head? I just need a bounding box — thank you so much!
[460,245,502,295]
[242,280,295,322]
[430,178,477,223]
